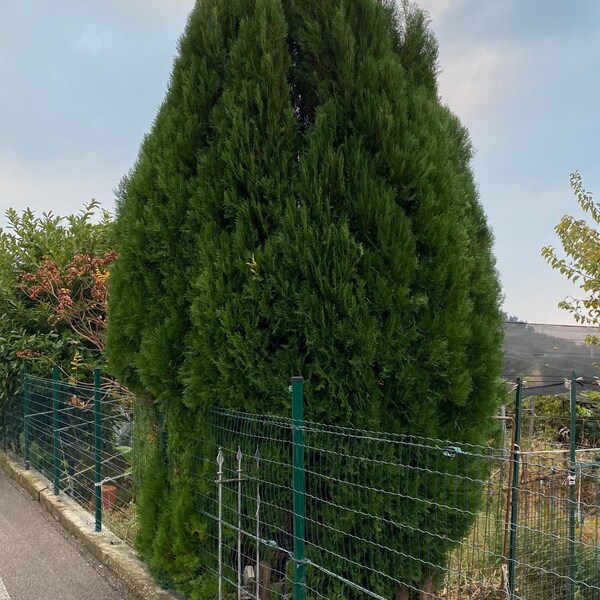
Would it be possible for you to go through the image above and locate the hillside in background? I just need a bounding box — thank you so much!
[503,322,599,392]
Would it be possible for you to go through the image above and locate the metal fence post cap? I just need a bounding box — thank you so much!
[291,376,304,384]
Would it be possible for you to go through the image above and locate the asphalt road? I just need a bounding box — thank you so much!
[0,469,134,600]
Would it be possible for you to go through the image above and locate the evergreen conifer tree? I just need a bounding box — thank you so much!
[107,0,504,597]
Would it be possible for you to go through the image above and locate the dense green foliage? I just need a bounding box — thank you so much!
[107,0,504,597]
[542,172,600,329]
[0,201,112,400]
[0,202,113,450]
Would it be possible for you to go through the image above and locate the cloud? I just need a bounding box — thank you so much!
[0,2,178,170]
[416,0,467,23]
[103,0,194,27]
[437,41,526,127]
[74,29,107,55]
[419,0,600,45]
[416,0,600,326]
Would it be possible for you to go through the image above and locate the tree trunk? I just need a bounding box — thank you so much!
[259,561,272,600]
[394,583,409,600]
[420,577,434,600]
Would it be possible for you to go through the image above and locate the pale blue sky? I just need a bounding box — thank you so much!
[0,0,598,324]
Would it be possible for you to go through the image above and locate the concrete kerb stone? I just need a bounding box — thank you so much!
[0,451,179,600]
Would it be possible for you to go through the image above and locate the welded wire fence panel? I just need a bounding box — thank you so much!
[5,373,600,599]
[517,451,573,600]
[195,408,295,599]
[2,373,136,544]
[203,407,510,600]
[55,377,135,543]
[203,406,600,600]
[521,413,600,454]
[514,407,600,600]
[575,463,600,599]
[300,422,507,600]
[25,375,54,478]
[507,448,600,600]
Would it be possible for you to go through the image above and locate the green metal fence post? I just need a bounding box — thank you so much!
[508,378,523,600]
[94,368,102,532]
[52,365,60,495]
[23,361,30,470]
[569,372,577,600]
[291,376,306,600]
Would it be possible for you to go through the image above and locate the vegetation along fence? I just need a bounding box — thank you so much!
[3,372,600,599]
[0,364,135,543]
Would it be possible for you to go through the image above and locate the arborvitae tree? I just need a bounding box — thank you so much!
[107,0,504,597]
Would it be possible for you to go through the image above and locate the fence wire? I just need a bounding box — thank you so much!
[1,373,136,544]
[192,405,600,600]
[4,373,600,599]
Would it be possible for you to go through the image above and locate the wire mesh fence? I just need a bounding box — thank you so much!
[0,367,136,544]
[511,386,600,600]
[184,379,600,600]
[205,409,503,600]
[4,369,600,599]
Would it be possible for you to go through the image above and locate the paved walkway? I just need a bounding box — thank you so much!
[0,469,133,600]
